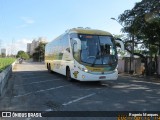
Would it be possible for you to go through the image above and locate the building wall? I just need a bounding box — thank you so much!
[118,58,141,74]
[30,40,38,55]
[1,48,7,56]
[134,58,142,74]
[118,59,125,73]
[27,43,31,54]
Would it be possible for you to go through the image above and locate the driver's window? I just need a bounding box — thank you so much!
[73,41,78,53]
[99,36,115,55]
[100,44,110,55]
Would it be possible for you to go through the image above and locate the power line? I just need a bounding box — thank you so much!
[11,38,16,55]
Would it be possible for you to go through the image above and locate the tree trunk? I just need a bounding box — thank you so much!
[129,35,134,74]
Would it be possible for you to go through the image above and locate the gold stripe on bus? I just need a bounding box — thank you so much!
[86,66,104,72]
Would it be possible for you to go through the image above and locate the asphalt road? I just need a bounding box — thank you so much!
[0,62,160,120]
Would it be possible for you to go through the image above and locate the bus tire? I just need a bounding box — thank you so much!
[48,64,52,73]
[66,67,72,81]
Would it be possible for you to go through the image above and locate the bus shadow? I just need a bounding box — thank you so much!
[48,71,114,88]
[71,80,114,88]
[14,69,114,89]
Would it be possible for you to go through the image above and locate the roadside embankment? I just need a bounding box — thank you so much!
[0,61,16,97]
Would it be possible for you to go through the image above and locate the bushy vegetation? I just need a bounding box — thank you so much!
[0,58,16,72]
[32,42,46,62]
[118,0,160,57]
[16,50,30,60]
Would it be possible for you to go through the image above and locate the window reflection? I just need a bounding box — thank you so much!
[79,35,117,65]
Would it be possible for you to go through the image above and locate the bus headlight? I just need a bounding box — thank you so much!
[82,68,89,73]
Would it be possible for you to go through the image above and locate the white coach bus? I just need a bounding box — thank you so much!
[45,27,119,81]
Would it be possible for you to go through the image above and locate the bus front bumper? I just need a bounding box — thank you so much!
[74,70,118,81]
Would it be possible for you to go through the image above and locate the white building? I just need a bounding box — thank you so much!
[27,43,31,54]
[1,48,7,56]
[27,37,47,55]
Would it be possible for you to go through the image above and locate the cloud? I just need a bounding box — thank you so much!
[21,17,35,24]
[5,38,32,55]
[16,24,28,28]
[16,38,32,44]
[15,38,32,52]
[16,17,35,28]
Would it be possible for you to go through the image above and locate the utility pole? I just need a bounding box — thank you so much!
[11,38,15,57]
[0,39,1,56]
[11,39,13,56]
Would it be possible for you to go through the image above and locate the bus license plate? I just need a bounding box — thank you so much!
[99,76,106,79]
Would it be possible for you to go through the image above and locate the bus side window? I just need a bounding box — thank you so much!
[63,34,69,48]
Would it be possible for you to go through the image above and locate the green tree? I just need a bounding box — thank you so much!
[117,0,160,75]
[1,53,6,58]
[118,0,160,55]
[16,50,30,60]
[32,42,46,62]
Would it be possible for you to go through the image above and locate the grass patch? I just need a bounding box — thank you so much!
[0,58,16,72]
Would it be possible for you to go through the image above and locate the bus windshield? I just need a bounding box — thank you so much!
[79,34,117,65]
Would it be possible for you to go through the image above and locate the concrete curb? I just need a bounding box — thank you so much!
[0,60,16,96]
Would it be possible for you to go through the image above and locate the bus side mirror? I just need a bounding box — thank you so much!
[115,38,124,51]
[71,40,78,56]
[72,38,81,50]
[66,48,70,53]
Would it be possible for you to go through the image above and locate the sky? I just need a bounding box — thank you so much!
[0,0,141,54]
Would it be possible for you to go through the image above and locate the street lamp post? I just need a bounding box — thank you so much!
[111,17,134,74]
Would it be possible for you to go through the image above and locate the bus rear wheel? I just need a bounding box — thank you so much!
[66,68,72,81]
[48,64,51,73]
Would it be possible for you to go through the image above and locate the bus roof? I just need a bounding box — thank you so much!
[68,28,112,36]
